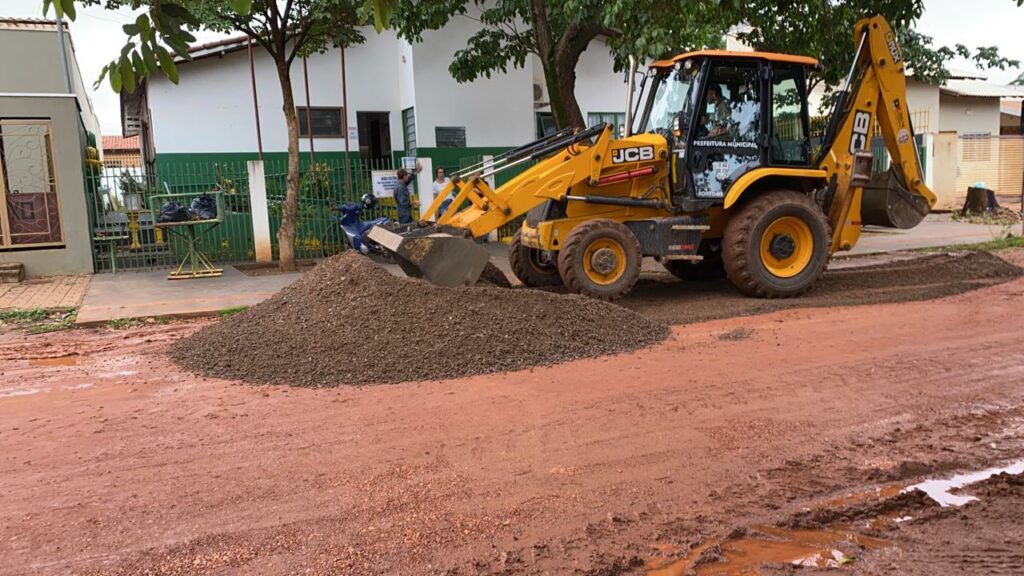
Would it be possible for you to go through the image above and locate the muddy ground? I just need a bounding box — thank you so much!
[622,250,1021,325]
[1,249,1023,575]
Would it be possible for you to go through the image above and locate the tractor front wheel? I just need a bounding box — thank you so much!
[723,191,830,298]
[558,220,642,300]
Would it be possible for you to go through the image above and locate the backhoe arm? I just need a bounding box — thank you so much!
[818,15,937,252]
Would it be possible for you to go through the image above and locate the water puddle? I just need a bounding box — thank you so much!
[29,356,80,367]
[646,460,1024,575]
[903,458,1024,507]
[647,527,885,576]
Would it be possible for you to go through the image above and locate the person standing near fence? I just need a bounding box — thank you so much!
[393,161,422,224]
[433,167,453,219]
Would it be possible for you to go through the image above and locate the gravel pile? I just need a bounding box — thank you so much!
[170,253,669,386]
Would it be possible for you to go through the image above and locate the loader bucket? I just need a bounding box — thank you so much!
[860,169,930,229]
[366,225,492,287]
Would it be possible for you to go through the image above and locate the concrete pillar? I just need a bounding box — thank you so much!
[416,156,434,220]
[247,160,273,263]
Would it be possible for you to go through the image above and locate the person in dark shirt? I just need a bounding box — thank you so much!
[393,161,422,224]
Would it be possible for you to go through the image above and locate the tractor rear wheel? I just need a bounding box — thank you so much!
[509,231,562,287]
[723,191,830,298]
[558,219,642,300]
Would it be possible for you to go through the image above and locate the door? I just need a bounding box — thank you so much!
[356,111,392,162]
[0,120,64,248]
[688,61,764,199]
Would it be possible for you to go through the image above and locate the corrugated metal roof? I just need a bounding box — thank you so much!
[940,79,1024,99]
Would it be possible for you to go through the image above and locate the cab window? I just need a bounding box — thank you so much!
[695,63,760,143]
[770,66,810,165]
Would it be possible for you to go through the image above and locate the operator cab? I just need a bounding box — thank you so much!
[635,50,818,207]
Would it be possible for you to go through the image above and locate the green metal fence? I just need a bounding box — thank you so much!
[263,156,397,260]
[85,165,177,272]
[86,156,403,273]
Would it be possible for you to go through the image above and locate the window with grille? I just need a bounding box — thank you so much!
[402,107,416,155]
[435,127,466,148]
[297,107,345,138]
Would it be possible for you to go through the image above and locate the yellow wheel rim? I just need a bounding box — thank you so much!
[583,238,627,285]
[759,216,813,278]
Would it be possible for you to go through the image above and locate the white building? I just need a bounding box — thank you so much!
[130,12,630,205]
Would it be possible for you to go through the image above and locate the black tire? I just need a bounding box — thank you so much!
[722,190,830,298]
[557,219,642,300]
[662,240,726,282]
[509,231,562,287]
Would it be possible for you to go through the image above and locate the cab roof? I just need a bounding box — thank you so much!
[650,50,819,69]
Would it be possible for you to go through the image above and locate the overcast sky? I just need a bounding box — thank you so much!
[5,0,1024,135]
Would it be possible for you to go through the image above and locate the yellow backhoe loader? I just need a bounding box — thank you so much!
[368,15,935,300]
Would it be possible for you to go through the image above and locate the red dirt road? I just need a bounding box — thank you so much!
[2,252,1024,575]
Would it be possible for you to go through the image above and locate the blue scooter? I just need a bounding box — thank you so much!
[332,193,391,256]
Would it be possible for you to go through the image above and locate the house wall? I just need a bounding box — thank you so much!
[0,96,94,276]
[905,80,940,133]
[146,20,631,176]
[572,40,631,123]
[938,94,1002,135]
[410,13,534,149]
[0,27,102,140]
[148,29,405,156]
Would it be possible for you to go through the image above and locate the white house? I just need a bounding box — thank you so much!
[128,11,631,206]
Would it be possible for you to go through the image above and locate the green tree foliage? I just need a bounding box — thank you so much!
[1011,70,1024,86]
[48,0,364,271]
[390,0,734,129]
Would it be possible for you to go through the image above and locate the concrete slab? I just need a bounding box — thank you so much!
[76,266,302,326]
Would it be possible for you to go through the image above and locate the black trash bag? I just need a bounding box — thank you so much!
[190,194,217,220]
[158,202,189,223]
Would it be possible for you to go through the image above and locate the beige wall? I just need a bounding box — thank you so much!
[905,80,940,132]
[0,27,102,139]
[0,96,94,276]
[939,94,1002,135]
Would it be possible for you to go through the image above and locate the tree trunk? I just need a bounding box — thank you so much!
[274,58,300,272]
[962,186,998,214]
[542,56,585,130]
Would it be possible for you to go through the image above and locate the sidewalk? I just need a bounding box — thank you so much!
[0,275,90,312]
[847,213,1014,256]
[71,214,1014,325]
[75,266,302,326]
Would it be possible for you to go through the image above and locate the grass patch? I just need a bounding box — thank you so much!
[0,308,50,323]
[105,316,172,329]
[0,308,77,334]
[927,234,1024,253]
[951,208,1022,227]
[218,305,249,318]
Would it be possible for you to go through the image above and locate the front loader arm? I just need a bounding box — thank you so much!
[818,15,936,252]
[420,124,614,239]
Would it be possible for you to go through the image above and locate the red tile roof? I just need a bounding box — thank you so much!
[102,135,140,152]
